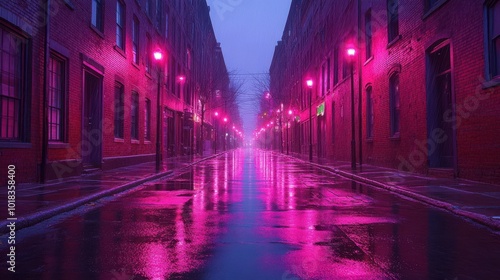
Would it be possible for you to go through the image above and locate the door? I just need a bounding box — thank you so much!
[317,115,326,158]
[427,43,455,169]
[163,108,174,157]
[82,70,103,167]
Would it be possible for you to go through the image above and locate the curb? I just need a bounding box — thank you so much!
[0,152,225,235]
[281,152,500,232]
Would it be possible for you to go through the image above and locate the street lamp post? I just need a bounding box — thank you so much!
[176,75,187,156]
[154,49,163,173]
[232,125,236,149]
[271,114,276,151]
[280,104,284,153]
[306,79,313,161]
[265,91,273,151]
[287,109,292,155]
[266,123,270,150]
[223,117,228,151]
[278,108,284,153]
[214,111,219,154]
[347,47,356,170]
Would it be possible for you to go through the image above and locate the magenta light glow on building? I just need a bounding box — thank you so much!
[347,48,356,56]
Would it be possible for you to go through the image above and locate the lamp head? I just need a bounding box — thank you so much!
[347,48,356,57]
[153,49,163,61]
[306,79,313,88]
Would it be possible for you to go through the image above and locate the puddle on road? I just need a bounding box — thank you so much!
[3,150,500,280]
[146,181,194,191]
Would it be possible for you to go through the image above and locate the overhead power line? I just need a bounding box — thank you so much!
[229,73,269,76]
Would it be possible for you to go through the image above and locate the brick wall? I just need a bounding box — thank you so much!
[1,0,226,183]
[270,0,500,184]
[0,1,45,183]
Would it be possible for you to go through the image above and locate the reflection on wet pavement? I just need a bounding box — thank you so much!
[2,149,500,279]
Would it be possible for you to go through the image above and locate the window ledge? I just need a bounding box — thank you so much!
[114,45,126,58]
[144,140,152,144]
[387,35,402,49]
[482,77,500,89]
[48,142,70,149]
[132,62,140,70]
[389,134,401,141]
[364,56,374,66]
[366,138,374,143]
[332,81,343,91]
[90,24,105,39]
[114,138,124,143]
[131,139,140,144]
[422,0,449,20]
[145,72,152,79]
[0,142,32,149]
[339,75,350,85]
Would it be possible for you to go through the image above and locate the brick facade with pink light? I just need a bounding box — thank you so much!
[0,0,230,183]
[267,0,500,184]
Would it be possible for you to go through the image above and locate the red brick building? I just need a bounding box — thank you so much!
[0,0,229,183]
[268,0,500,184]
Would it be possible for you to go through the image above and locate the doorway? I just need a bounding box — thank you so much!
[317,114,326,158]
[163,108,175,157]
[82,70,103,168]
[426,42,455,169]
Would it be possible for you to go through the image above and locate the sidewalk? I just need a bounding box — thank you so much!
[0,152,224,234]
[285,151,500,232]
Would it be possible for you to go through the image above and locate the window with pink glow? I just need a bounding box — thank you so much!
[48,54,67,142]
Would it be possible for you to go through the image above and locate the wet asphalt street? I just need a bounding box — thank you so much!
[2,148,500,279]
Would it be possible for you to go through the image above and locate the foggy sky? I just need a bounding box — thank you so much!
[209,0,291,140]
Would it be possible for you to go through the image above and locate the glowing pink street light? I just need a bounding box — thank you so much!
[306,79,313,88]
[154,49,164,172]
[347,46,357,170]
[223,117,228,151]
[306,78,313,161]
[347,48,356,57]
[153,49,163,60]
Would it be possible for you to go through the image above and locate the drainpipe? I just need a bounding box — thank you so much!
[41,0,51,183]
